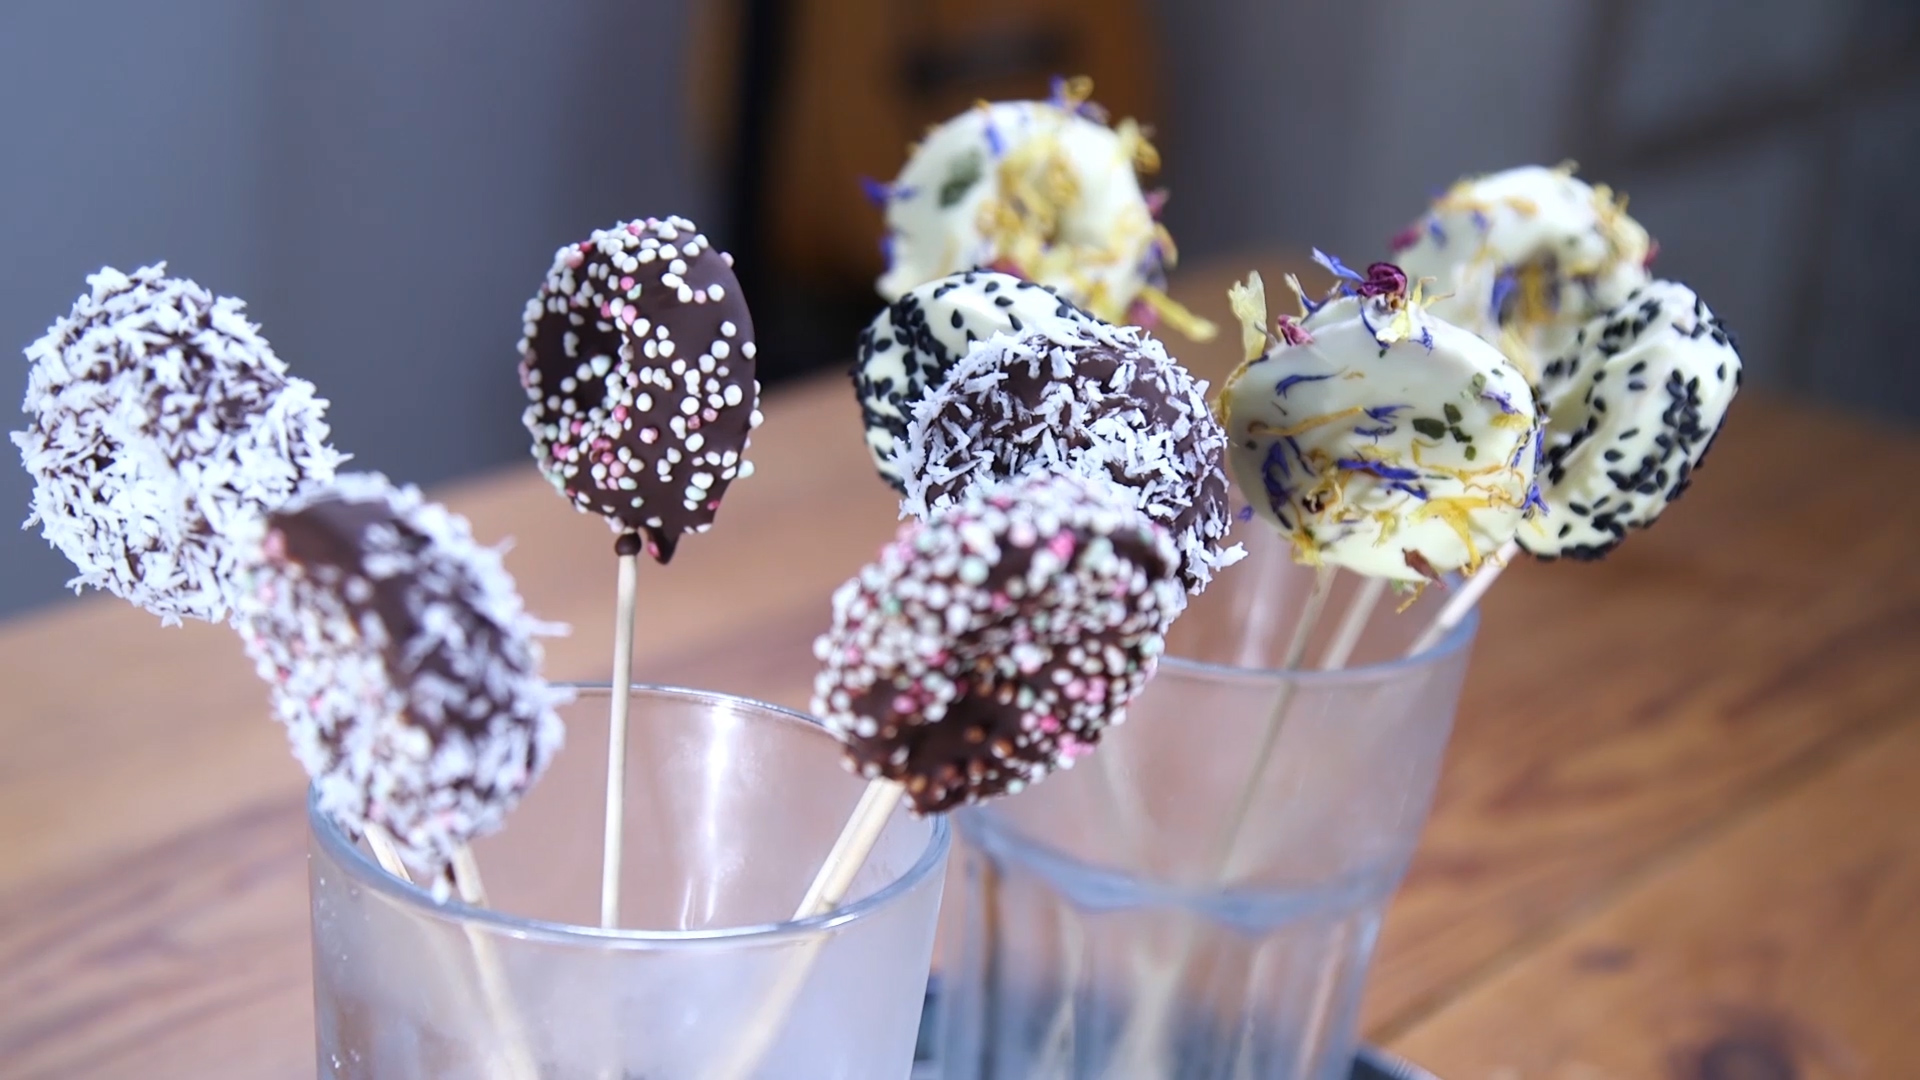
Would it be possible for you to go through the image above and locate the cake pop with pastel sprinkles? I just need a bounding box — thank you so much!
[868,76,1213,340]
[854,269,1096,488]
[1218,253,1543,582]
[1519,279,1741,560]
[893,317,1241,595]
[519,215,763,563]
[13,264,345,626]
[236,472,567,879]
[1391,164,1653,382]
[812,471,1183,814]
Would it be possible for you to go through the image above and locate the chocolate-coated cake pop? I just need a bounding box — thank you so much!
[854,269,1095,489]
[1219,255,1542,582]
[812,472,1182,814]
[894,318,1242,594]
[13,264,345,626]
[1520,279,1741,560]
[236,472,567,877]
[519,216,763,563]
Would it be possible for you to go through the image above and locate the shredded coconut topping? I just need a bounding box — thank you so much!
[234,472,568,881]
[813,471,1182,814]
[13,264,346,625]
[893,318,1242,595]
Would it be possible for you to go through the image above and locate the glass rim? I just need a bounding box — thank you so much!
[308,682,952,950]
[1159,588,1480,687]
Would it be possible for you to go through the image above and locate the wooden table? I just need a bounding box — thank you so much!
[3,256,1918,1080]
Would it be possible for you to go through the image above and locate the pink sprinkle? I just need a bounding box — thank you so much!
[619,307,636,324]
[565,250,585,268]
[600,301,613,319]
[638,427,659,444]
[1047,533,1076,561]
[620,275,635,290]
[703,408,719,422]
[1059,735,1094,759]
[627,222,643,236]
[613,405,628,422]
[570,419,585,435]
[1037,715,1061,734]
[892,694,917,714]
[1063,679,1086,701]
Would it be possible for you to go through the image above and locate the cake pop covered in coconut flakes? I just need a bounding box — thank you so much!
[235,472,567,879]
[854,269,1096,489]
[1520,279,1741,560]
[1391,164,1653,382]
[1218,254,1543,583]
[813,471,1183,814]
[519,216,763,564]
[869,77,1213,339]
[12,264,345,626]
[893,317,1242,595]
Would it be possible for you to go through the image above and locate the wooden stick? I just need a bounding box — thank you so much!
[1406,539,1519,658]
[712,779,906,1080]
[1108,564,1336,1074]
[600,536,642,929]
[451,846,542,1080]
[362,827,539,1080]
[1207,563,1335,874]
[1318,575,1387,671]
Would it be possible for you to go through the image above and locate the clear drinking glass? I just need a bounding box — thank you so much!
[310,685,950,1080]
[935,523,1478,1079]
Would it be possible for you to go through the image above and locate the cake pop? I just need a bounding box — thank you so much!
[519,215,762,563]
[813,470,1183,814]
[14,264,344,625]
[854,269,1095,488]
[869,77,1212,338]
[235,472,567,878]
[1520,279,1741,559]
[1219,254,1543,583]
[894,317,1241,595]
[1391,164,1653,381]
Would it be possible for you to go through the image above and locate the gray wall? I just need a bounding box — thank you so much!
[0,0,694,615]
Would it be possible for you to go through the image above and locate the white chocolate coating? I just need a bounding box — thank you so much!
[1520,280,1741,559]
[1393,165,1652,381]
[1220,276,1541,582]
[874,98,1163,323]
[853,270,1094,487]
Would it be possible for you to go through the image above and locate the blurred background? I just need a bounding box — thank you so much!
[1,0,1915,616]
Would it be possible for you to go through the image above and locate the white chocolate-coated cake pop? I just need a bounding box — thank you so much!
[13,264,345,626]
[853,270,1094,488]
[1219,255,1543,583]
[1392,164,1653,381]
[871,79,1204,334]
[1520,280,1740,559]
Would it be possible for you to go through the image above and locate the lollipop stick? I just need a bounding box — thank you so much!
[451,846,542,1080]
[1406,539,1519,658]
[711,779,907,1080]
[600,536,642,929]
[1318,575,1387,671]
[364,822,412,882]
[1108,563,1335,1075]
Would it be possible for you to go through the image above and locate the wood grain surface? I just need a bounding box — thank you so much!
[1,255,1916,1079]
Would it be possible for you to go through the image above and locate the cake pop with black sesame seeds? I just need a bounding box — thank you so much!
[234,471,568,882]
[1518,279,1741,561]
[893,316,1243,596]
[13,264,346,626]
[853,269,1096,489]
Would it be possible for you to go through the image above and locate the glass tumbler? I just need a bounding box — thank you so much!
[310,685,950,1080]
[936,524,1478,1079]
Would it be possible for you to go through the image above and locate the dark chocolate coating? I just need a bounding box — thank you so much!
[815,474,1182,814]
[519,217,760,563]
